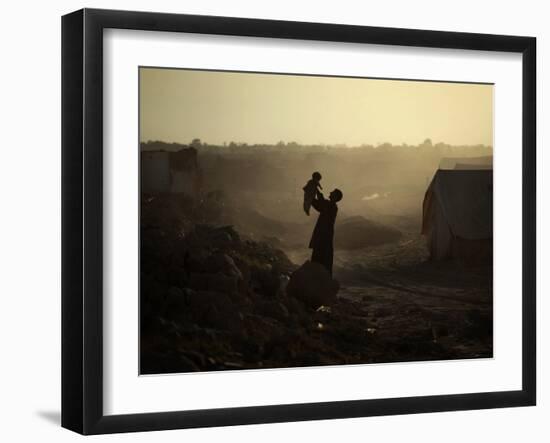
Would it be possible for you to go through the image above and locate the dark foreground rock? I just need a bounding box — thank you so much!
[286,261,340,308]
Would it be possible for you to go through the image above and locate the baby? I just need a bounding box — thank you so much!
[302,171,322,216]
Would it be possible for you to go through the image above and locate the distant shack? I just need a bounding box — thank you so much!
[141,147,202,198]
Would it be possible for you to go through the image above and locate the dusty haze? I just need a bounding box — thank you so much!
[139,67,493,233]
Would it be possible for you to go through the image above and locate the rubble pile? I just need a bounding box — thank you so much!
[140,194,383,373]
[140,194,482,374]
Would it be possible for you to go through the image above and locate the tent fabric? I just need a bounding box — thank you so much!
[422,170,493,260]
[454,163,492,170]
[439,156,493,170]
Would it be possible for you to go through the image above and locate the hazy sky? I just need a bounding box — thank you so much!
[140,67,493,147]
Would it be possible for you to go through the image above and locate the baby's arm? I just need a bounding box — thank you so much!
[317,183,323,190]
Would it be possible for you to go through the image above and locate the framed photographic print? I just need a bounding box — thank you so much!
[61,8,536,435]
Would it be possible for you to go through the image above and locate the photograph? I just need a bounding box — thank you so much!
[139,67,494,375]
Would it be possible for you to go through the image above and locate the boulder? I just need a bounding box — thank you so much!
[194,224,240,248]
[204,253,243,280]
[183,289,242,332]
[257,299,290,323]
[285,261,339,308]
[249,264,280,298]
[276,274,290,298]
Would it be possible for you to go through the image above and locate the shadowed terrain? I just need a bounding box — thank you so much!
[140,141,493,374]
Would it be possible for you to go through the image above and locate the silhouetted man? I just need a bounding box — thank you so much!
[309,188,343,275]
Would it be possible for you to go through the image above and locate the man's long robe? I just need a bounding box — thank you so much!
[309,194,338,274]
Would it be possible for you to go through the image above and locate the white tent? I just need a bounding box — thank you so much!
[422,169,493,262]
[439,156,493,170]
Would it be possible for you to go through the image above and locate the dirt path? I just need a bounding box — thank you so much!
[284,234,493,362]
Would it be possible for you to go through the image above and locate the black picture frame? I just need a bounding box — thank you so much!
[62,8,536,435]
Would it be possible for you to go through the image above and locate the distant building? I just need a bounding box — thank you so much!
[141,147,202,198]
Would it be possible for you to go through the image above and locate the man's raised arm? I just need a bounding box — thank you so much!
[311,190,326,212]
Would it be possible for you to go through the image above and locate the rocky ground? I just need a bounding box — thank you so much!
[140,194,492,374]
[288,234,493,364]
